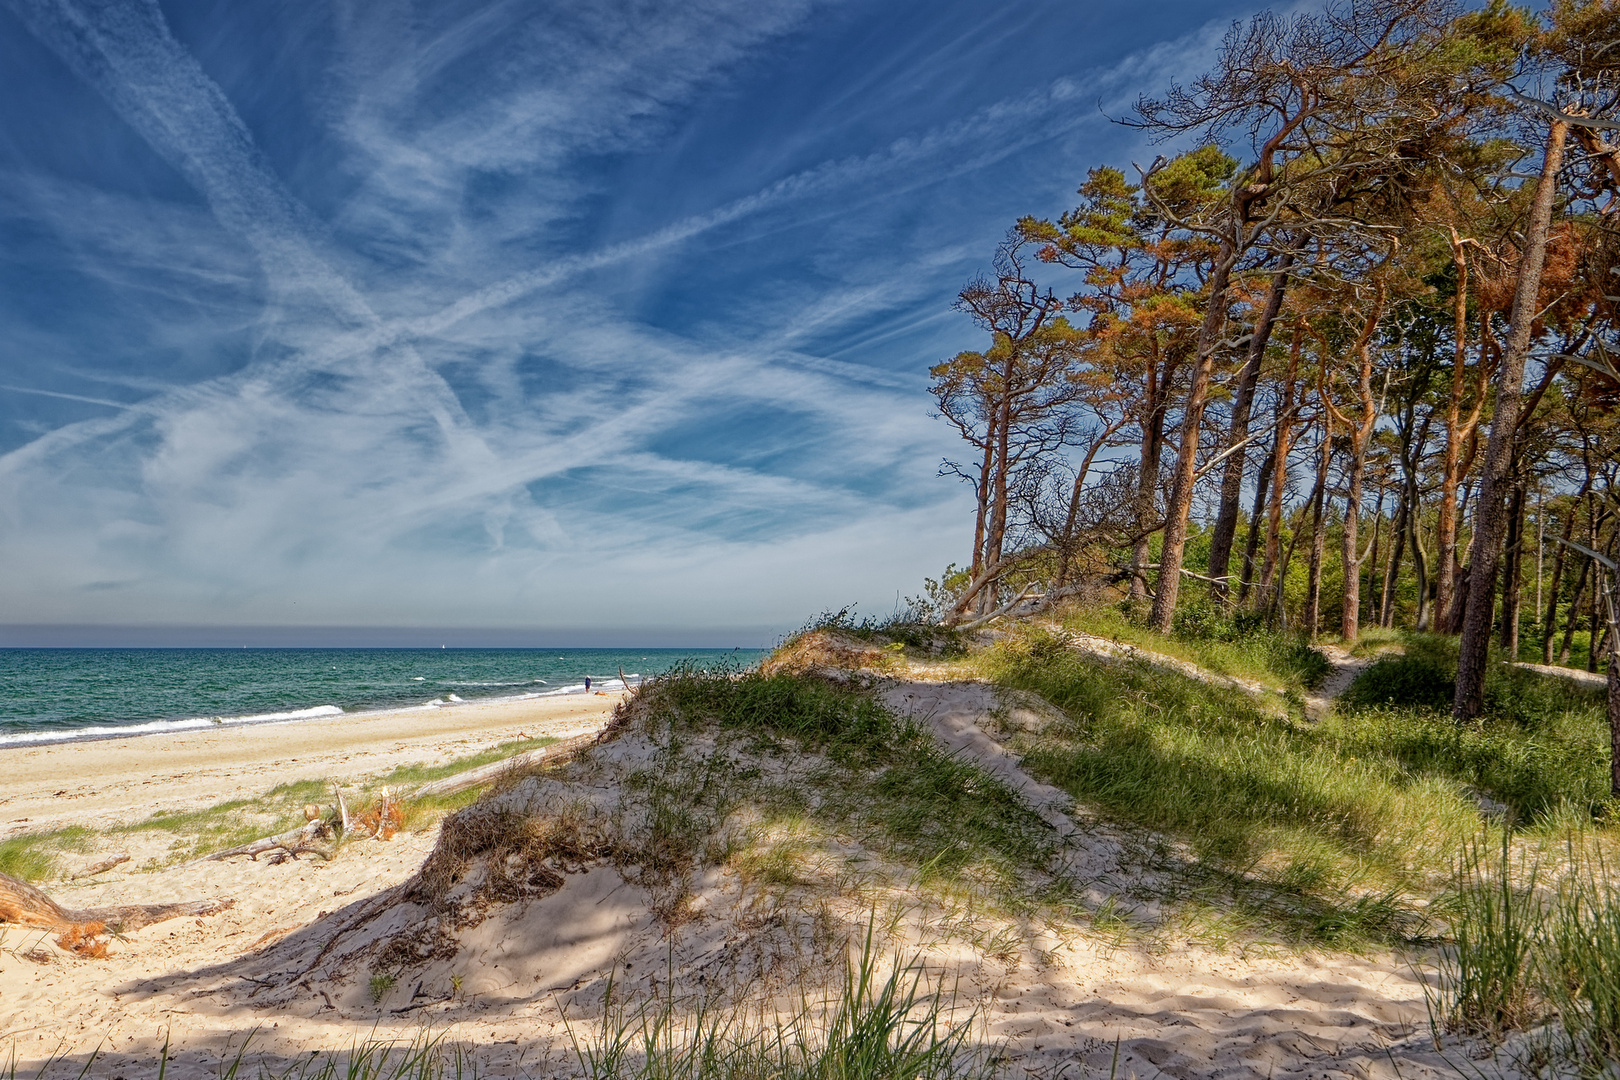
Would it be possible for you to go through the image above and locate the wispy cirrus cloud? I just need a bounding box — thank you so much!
[0,0,1245,637]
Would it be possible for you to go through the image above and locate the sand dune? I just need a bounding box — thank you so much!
[0,677,1530,1079]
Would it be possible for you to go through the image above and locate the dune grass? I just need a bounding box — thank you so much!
[46,737,569,869]
[0,826,94,882]
[596,665,1059,932]
[1436,832,1620,1073]
[572,926,993,1080]
[5,933,992,1080]
[975,629,1478,946]
[113,778,335,864]
[1336,633,1612,823]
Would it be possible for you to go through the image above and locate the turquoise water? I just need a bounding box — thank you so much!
[0,648,765,747]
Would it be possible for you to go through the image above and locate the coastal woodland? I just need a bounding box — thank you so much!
[927,0,1620,725]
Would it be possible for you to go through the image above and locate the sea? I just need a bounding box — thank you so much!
[0,647,767,748]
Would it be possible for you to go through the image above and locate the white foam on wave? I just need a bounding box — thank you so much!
[0,704,345,748]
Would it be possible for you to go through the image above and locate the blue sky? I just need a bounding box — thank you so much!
[0,0,1257,646]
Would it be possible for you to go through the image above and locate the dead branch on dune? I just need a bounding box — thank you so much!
[70,852,130,879]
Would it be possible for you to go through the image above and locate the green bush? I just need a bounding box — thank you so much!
[1340,654,1455,711]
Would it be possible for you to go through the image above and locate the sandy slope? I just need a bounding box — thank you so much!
[0,669,1530,1079]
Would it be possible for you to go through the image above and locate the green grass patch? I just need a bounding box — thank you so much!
[649,665,1053,898]
[107,739,562,865]
[1346,625,1405,657]
[1336,634,1612,823]
[1437,833,1620,1074]
[114,778,332,862]
[0,826,94,881]
[370,737,557,790]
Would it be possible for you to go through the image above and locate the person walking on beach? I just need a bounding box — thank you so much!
[584,676,592,692]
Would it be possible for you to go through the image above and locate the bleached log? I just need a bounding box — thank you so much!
[0,869,233,936]
[410,731,597,799]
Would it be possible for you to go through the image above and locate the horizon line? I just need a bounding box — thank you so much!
[0,624,784,649]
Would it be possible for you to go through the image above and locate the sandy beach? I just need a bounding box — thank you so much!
[0,692,626,835]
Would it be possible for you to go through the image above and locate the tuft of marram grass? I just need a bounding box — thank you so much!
[570,924,997,1080]
[1428,827,1620,1077]
[1437,832,1547,1038]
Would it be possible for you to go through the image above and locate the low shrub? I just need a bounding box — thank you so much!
[1340,654,1454,711]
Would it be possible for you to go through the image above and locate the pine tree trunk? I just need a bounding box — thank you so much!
[1381,481,1410,627]
[1591,583,1604,674]
[1563,555,1590,665]
[1131,409,1166,603]
[1208,255,1292,605]
[1341,439,1368,645]
[1305,422,1331,640]
[1411,506,1431,631]
[1435,334,1467,628]
[1610,651,1620,798]
[1543,506,1576,664]
[1258,330,1301,618]
[1454,120,1568,723]
[1500,482,1527,657]
[1237,437,1275,606]
[969,422,997,582]
[1150,239,1238,632]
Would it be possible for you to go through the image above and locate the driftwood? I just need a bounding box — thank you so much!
[0,868,233,938]
[203,819,334,863]
[334,784,352,834]
[70,852,130,880]
[410,731,598,799]
[192,730,599,863]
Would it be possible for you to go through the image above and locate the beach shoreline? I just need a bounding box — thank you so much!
[0,691,626,836]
